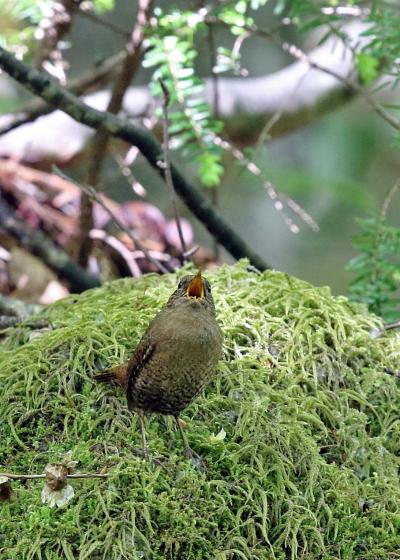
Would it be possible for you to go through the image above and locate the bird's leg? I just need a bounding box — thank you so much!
[175,416,191,458]
[174,415,206,470]
[138,410,149,459]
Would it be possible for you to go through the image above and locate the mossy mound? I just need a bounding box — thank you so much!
[1,261,399,559]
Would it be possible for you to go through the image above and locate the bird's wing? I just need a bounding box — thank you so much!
[126,333,156,410]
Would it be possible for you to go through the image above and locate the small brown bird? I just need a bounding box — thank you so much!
[95,271,223,459]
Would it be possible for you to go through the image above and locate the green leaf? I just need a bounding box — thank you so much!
[251,0,269,9]
[348,203,400,320]
[197,152,224,187]
[93,0,115,12]
[356,53,380,85]
[273,0,288,15]
[235,1,247,15]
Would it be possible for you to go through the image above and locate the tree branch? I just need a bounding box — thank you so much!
[0,197,100,292]
[240,21,400,133]
[0,22,374,159]
[0,295,44,329]
[0,294,42,318]
[78,0,154,266]
[0,50,127,137]
[0,46,270,271]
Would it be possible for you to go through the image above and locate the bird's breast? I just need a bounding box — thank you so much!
[132,305,222,414]
[155,305,221,354]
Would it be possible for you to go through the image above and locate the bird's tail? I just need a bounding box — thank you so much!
[94,370,115,383]
[94,363,129,388]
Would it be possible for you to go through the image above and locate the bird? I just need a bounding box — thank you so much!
[95,271,223,460]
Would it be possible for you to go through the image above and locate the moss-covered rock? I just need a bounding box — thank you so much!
[0,261,399,559]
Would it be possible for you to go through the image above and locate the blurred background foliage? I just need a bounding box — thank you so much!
[0,0,399,320]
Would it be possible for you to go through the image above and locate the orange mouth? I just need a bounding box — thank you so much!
[186,270,204,298]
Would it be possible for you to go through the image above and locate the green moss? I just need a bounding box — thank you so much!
[0,261,399,559]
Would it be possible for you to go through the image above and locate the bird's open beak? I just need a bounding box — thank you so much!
[186,270,205,298]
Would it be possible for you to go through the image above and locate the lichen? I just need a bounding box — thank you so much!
[0,261,399,559]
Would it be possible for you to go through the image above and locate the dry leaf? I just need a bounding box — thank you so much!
[164,219,193,251]
[39,280,69,304]
[41,452,78,508]
[210,428,227,442]
[0,476,13,502]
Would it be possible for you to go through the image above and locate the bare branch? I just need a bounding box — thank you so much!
[0,158,78,196]
[0,22,378,159]
[0,46,270,271]
[0,51,127,137]
[89,229,143,277]
[0,294,43,324]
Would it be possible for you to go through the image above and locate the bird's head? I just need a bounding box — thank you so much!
[167,271,215,310]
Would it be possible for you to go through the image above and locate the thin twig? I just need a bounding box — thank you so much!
[183,245,200,259]
[383,320,400,332]
[159,79,188,263]
[380,180,400,220]
[53,166,169,274]
[371,319,400,339]
[0,24,371,145]
[0,158,78,196]
[0,472,109,480]
[254,69,310,151]
[212,136,319,233]
[90,229,143,277]
[279,40,400,132]
[114,149,147,197]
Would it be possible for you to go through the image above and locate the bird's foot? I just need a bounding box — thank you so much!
[132,446,150,460]
[132,447,170,467]
[177,417,188,429]
[184,446,207,471]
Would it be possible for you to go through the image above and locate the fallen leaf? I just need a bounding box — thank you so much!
[210,428,227,442]
[0,476,13,502]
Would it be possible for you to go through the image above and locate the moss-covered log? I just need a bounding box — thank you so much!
[0,262,399,559]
